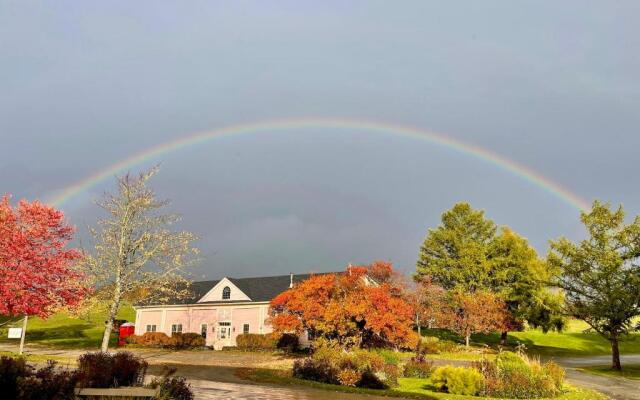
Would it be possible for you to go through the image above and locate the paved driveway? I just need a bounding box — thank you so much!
[543,354,640,400]
[147,364,400,400]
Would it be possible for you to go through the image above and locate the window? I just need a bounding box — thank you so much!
[171,324,182,335]
[243,323,250,334]
[146,325,156,332]
[201,324,207,339]
[222,286,231,300]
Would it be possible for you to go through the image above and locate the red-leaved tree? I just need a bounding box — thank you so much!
[269,262,418,349]
[0,197,87,325]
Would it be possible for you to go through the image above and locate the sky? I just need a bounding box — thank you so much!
[1,1,639,279]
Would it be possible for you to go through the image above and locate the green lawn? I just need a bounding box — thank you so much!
[0,303,135,349]
[424,320,640,357]
[238,368,607,400]
[0,350,76,364]
[578,364,640,380]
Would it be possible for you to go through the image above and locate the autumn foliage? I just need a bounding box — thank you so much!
[417,280,508,347]
[0,196,87,318]
[269,262,417,349]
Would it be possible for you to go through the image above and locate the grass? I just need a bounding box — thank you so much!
[423,320,640,357]
[578,364,640,380]
[0,350,77,365]
[238,368,607,400]
[0,303,135,349]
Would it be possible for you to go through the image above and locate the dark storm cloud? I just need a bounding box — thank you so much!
[1,1,639,278]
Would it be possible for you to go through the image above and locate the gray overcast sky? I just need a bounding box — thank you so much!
[1,1,639,279]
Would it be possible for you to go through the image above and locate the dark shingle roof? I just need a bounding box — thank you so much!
[228,273,328,302]
[138,272,335,306]
[178,279,220,304]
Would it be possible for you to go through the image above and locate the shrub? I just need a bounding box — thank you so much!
[292,347,396,389]
[0,356,32,399]
[431,365,484,396]
[421,337,460,354]
[150,367,194,400]
[357,370,386,389]
[379,363,400,387]
[137,332,172,347]
[337,368,360,387]
[403,359,433,378]
[169,333,206,350]
[16,361,79,400]
[112,352,148,386]
[125,334,142,345]
[373,349,401,366]
[276,333,300,353]
[293,358,338,384]
[236,333,278,351]
[77,351,147,388]
[157,376,194,400]
[473,351,565,399]
[0,357,78,400]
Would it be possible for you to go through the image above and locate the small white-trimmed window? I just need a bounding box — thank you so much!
[222,286,231,300]
[243,323,250,334]
[146,325,157,332]
[201,324,207,338]
[171,324,183,335]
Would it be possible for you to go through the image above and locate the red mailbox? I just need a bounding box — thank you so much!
[118,322,135,346]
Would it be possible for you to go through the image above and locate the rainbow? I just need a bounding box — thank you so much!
[48,117,590,210]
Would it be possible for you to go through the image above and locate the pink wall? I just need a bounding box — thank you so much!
[164,310,189,335]
[231,307,261,339]
[137,310,162,334]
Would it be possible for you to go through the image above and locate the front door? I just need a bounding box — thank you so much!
[216,321,232,349]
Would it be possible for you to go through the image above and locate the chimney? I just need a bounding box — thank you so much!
[289,273,294,288]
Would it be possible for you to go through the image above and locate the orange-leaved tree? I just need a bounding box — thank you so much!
[269,262,417,349]
[437,290,508,347]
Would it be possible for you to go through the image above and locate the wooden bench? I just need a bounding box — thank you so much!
[74,387,159,398]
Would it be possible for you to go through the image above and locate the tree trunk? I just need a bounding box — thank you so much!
[416,314,421,338]
[500,331,508,346]
[611,336,622,371]
[101,284,121,352]
[18,315,28,355]
[465,334,470,348]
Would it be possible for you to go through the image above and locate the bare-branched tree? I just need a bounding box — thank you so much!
[83,167,199,351]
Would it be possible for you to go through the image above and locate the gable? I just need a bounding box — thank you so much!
[197,277,251,302]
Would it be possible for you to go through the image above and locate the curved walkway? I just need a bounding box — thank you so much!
[543,354,640,400]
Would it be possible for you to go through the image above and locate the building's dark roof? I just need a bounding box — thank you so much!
[228,273,327,302]
[137,272,335,307]
[178,279,220,304]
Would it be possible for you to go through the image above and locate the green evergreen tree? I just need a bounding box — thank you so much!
[549,201,640,370]
[416,203,496,292]
[416,202,563,343]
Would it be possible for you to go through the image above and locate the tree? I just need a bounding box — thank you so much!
[82,168,199,351]
[548,201,640,370]
[0,196,87,353]
[489,227,565,343]
[416,202,562,343]
[438,290,508,347]
[416,203,496,292]
[269,262,418,349]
